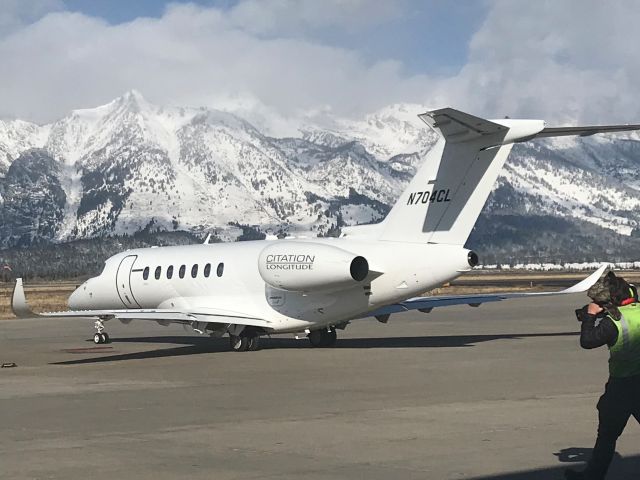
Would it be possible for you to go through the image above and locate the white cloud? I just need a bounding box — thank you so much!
[0,0,638,128]
[431,0,640,124]
[0,0,63,36]
[0,1,428,127]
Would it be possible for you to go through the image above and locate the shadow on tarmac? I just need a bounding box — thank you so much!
[470,449,639,479]
[51,331,578,365]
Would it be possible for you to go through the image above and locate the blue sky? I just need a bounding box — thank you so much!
[0,1,638,128]
[63,0,213,23]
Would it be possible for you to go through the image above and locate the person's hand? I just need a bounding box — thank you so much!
[587,303,603,315]
[575,303,604,322]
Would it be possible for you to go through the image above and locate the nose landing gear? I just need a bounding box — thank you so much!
[93,320,111,344]
[93,332,110,344]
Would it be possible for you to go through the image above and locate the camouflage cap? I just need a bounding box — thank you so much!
[587,270,632,305]
[587,276,612,304]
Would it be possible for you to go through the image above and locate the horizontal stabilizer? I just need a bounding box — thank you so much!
[536,124,640,138]
[421,108,640,142]
[419,108,508,143]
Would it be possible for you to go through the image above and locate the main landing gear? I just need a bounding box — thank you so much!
[229,331,261,352]
[307,327,337,348]
[227,327,339,351]
[93,319,111,344]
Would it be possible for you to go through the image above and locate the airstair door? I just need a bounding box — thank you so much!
[116,255,141,308]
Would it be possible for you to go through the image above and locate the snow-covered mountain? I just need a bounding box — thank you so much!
[1,91,640,262]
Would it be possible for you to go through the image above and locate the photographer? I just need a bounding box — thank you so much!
[565,272,640,480]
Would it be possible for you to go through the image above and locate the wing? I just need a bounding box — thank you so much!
[365,264,607,321]
[11,278,272,330]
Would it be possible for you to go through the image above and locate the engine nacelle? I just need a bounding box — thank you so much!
[258,242,369,292]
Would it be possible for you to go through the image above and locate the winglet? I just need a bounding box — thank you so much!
[559,263,609,294]
[11,278,37,318]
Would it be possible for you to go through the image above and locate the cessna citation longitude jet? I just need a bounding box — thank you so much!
[12,108,640,351]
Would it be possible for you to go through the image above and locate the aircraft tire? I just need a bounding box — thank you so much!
[307,329,325,348]
[230,335,250,352]
[94,333,105,344]
[323,328,337,348]
[308,328,337,348]
[102,332,110,344]
[247,335,260,351]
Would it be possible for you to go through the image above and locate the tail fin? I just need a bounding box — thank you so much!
[379,108,640,245]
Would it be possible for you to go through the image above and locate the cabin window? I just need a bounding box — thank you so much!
[204,263,211,277]
[154,266,161,280]
[143,267,149,280]
[217,262,224,277]
[191,264,198,278]
[179,265,186,279]
[167,265,173,279]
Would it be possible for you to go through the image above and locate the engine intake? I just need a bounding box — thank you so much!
[258,242,369,292]
[350,256,369,282]
[467,250,479,267]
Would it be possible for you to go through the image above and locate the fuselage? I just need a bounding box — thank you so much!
[69,237,474,333]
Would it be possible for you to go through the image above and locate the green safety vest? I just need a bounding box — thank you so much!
[608,303,640,378]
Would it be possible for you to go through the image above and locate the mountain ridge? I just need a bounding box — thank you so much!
[1,91,640,263]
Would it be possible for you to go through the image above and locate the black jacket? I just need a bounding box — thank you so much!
[576,307,619,349]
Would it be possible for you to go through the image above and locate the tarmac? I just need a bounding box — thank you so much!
[1,294,639,479]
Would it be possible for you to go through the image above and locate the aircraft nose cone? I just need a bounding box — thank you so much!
[67,289,80,309]
[68,284,86,309]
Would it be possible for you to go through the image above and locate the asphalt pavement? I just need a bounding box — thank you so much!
[1,294,639,479]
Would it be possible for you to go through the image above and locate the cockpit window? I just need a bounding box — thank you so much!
[179,265,186,279]
[154,266,161,280]
[217,262,224,277]
[204,263,211,277]
[191,264,198,278]
[143,267,149,280]
[167,265,173,279]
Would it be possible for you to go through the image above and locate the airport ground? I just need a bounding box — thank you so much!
[1,292,639,479]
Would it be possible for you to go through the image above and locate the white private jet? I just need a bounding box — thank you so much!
[12,108,639,351]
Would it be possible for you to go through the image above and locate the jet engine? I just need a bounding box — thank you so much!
[258,242,369,292]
